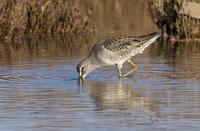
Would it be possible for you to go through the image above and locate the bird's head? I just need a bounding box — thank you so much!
[76,58,96,79]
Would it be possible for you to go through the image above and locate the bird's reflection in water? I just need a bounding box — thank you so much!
[80,79,158,124]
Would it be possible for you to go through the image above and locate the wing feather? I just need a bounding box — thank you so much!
[102,32,160,53]
[103,36,142,53]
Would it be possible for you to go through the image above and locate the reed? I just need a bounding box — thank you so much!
[0,0,93,42]
[149,0,200,40]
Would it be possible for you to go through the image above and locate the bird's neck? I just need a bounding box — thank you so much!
[86,56,100,69]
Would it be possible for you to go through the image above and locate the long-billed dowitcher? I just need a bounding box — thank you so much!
[77,32,161,79]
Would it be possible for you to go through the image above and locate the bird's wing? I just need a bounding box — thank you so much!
[102,36,140,53]
[102,32,160,53]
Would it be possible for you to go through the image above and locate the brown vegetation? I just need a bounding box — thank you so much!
[0,0,93,42]
[150,0,200,40]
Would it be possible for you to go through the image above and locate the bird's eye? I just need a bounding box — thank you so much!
[81,67,84,72]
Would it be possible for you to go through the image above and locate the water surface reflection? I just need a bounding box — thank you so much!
[0,34,200,130]
[1,0,200,129]
[82,80,157,112]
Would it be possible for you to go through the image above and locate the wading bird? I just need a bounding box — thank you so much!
[77,32,161,79]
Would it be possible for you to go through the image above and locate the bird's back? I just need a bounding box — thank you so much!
[102,32,160,52]
[90,32,161,66]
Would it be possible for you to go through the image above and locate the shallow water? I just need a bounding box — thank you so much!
[0,33,200,131]
[0,0,200,130]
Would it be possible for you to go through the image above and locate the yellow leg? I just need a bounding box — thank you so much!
[124,60,138,77]
[117,64,123,78]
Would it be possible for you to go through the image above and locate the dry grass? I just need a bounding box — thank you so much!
[0,0,93,42]
[178,14,200,39]
[149,0,200,40]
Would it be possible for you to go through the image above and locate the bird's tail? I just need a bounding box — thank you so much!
[137,32,161,42]
[136,32,161,53]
